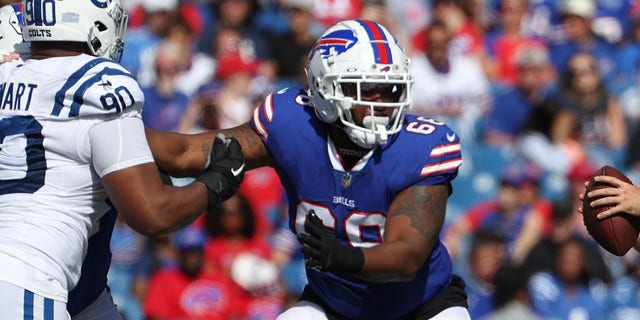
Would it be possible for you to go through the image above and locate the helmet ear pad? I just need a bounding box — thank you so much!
[89,22,108,56]
[308,75,340,124]
[312,95,339,124]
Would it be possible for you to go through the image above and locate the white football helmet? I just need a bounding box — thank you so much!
[0,4,29,56]
[306,19,413,148]
[21,0,128,61]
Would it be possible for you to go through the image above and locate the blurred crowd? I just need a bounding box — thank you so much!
[110,0,640,319]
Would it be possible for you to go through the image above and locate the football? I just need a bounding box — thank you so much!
[582,165,640,256]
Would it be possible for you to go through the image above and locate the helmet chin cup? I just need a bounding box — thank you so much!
[345,126,378,149]
[344,116,390,148]
[362,115,389,129]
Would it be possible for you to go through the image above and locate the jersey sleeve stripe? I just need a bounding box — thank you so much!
[252,104,268,140]
[430,142,461,157]
[69,67,136,117]
[263,93,274,123]
[51,57,111,116]
[420,158,462,176]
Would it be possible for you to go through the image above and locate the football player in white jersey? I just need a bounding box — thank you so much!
[0,1,245,319]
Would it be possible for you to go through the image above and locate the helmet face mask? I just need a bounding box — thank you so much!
[22,0,128,61]
[306,19,413,148]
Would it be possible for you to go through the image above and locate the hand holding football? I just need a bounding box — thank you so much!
[582,165,640,256]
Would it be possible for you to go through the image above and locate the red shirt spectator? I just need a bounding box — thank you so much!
[239,166,284,239]
[144,269,240,319]
[312,0,363,29]
[144,227,243,319]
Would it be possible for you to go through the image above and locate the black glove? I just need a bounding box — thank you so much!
[196,133,245,211]
[297,210,364,273]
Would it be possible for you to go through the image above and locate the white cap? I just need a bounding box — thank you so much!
[141,0,178,13]
[515,43,550,67]
[280,0,314,10]
[230,253,279,293]
[561,0,595,18]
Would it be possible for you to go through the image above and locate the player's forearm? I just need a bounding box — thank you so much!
[146,125,272,175]
[358,239,432,282]
[102,163,209,236]
[354,185,447,282]
[142,183,210,235]
[145,128,216,177]
[115,181,209,236]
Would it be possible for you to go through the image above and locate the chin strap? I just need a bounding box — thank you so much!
[376,123,388,145]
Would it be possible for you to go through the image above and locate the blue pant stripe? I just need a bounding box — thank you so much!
[23,290,34,320]
[44,298,53,320]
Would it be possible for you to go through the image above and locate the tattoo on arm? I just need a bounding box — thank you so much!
[389,185,448,240]
[200,142,211,160]
[221,124,273,169]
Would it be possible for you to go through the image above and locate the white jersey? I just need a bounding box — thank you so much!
[409,53,492,142]
[0,54,154,302]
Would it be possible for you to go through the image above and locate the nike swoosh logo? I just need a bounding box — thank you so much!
[446,133,456,142]
[231,163,245,177]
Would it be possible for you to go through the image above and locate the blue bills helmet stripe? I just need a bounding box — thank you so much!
[357,19,392,64]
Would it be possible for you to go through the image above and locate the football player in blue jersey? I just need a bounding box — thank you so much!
[0,0,244,319]
[147,19,471,319]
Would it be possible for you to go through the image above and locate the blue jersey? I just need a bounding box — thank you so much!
[606,276,640,319]
[484,85,535,136]
[250,87,463,319]
[549,37,619,87]
[529,271,606,319]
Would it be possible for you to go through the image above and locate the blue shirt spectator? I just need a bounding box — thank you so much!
[605,256,640,320]
[141,86,190,132]
[528,237,607,320]
[549,0,620,89]
[484,84,536,138]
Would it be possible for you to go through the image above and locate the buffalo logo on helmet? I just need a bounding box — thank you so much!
[309,29,357,60]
